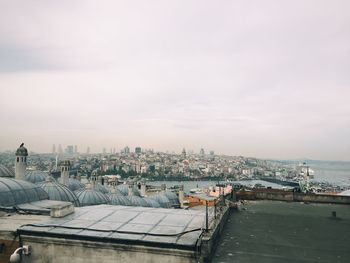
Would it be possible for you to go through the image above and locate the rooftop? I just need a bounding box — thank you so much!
[19,205,207,249]
[213,201,350,263]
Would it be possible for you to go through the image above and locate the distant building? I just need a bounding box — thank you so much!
[52,144,56,154]
[200,148,205,156]
[58,144,63,154]
[182,148,186,159]
[74,145,78,154]
[135,147,142,154]
[122,146,130,154]
[210,150,214,156]
[86,147,90,154]
[65,145,74,155]
[103,148,106,154]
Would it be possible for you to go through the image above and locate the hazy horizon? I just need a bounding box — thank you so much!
[1,1,350,161]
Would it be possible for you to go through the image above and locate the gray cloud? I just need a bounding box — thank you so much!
[0,1,350,160]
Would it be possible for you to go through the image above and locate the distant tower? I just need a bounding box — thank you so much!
[200,148,205,156]
[58,144,63,154]
[124,146,130,155]
[74,145,78,154]
[182,148,186,159]
[128,180,134,197]
[60,160,70,186]
[55,155,58,170]
[140,178,146,197]
[135,147,142,154]
[15,143,28,180]
[52,144,56,154]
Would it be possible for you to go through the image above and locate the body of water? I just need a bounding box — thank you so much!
[150,179,288,193]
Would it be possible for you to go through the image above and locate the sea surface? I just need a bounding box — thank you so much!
[150,180,288,193]
[310,161,350,186]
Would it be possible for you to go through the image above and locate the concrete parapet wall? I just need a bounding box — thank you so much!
[293,193,350,204]
[254,192,293,201]
[21,236,197,263]
[238,191,350,204]
[200,206,230,263]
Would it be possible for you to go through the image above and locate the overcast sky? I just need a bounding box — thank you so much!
[0,1,349,160]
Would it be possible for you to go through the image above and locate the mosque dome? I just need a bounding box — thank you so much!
[117,184,141,196]
[0,177,48,207]
[25,171,48,184]
[94,183,109,194]
[150,193,172,208]
[15,144,28,156]
[109,193,132,206]
[128,195,149,207]
[60,178,85,192]
[74,187,85,196]
[0,165,15,178]
[76,187,109,207]
[164,191,180,206]
[38,177,80,207]
[143,197,161,208]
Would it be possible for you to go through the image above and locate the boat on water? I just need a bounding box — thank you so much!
[189,188,203,194]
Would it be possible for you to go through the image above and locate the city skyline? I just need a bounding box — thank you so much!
[1,1,350,161]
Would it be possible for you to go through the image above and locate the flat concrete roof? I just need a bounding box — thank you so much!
[19,205,207,249]
[213,201,350,263]
[0,212,48,236]
[1,200,73,214]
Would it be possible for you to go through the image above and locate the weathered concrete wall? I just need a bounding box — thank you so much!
[294,193,350,204]
[200,206,230,263]
[0,235,19,263]
[254,192,293,201]
[21,236,197,263]
[239,191,350,204]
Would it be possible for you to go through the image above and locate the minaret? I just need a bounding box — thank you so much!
[15,143,28,180]
[140,178,146,197]
[128,180,134,197]
[60,160,70,186]
[161,184,166,193]
[178,185,184,207]
[91,171,98,189]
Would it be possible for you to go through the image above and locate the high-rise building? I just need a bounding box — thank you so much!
[122,146,130,154]
[74,145,78,154]
[52,144,56,154]
[103,148,107,154]
[200,148,205,156]
[210,150,214,156]
[66,145,74,155]
[135,147,142,154]
[58,144,63,154]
